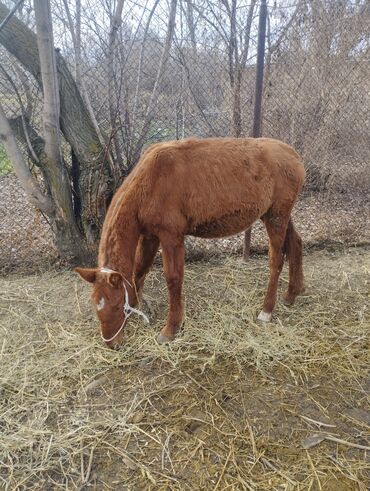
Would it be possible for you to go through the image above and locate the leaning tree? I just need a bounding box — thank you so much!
[0,1,115,262]
[0,0,178,263]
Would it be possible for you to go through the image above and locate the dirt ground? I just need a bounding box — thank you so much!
[0,246,369,490]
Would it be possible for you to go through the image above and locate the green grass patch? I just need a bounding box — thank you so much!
[0,144,12,175]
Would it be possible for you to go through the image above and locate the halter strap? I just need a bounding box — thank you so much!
[98,267,149,343]
[99,267,132,287]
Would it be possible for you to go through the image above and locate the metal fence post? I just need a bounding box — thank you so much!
[243,0,267,261]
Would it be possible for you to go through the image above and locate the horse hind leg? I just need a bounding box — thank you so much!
[258,213,289,322]
[282,219,304,306]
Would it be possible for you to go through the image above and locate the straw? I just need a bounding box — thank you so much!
[0,246,369,489]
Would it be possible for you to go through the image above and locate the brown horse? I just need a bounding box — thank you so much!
[76,137,305,348]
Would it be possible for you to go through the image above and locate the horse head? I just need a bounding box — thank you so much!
[75,267,127,348]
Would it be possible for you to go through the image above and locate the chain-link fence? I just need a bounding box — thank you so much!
[0,0,369,272]
[263,1,370,195]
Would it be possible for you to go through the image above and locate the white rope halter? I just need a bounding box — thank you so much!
[99,267,149,343]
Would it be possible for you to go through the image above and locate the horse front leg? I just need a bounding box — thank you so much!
[133,235,160,305]
[157,236,185,344]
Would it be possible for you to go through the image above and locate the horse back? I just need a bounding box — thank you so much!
[136,137,305,236]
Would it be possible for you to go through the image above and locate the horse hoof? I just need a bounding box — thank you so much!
[283,286,305,306]
[257,311,272,323]
[157,333,173,344]
[282,295,295,306]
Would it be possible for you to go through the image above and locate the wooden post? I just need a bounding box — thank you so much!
[243,0,267,260]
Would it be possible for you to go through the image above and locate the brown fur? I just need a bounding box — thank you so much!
[76,137,305,348]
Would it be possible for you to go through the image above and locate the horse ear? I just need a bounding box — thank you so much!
[107,272,123,289]
[74,267,97,283]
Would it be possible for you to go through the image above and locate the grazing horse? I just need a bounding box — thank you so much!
[75,137,305,348]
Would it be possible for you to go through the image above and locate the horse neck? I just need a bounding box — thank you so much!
[98,198,140,287]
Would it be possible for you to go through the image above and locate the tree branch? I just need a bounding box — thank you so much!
[0,1,112,240]
[0,2,106,172]
[132,0,178,163]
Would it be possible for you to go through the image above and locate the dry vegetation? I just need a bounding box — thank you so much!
[1,246,369,490]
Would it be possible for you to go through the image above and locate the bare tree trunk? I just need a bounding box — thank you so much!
[229,0,257,137]
[0,102,89,261]
[75,0,81,82]
[176,47,217,135]
[107,0,124,168]
[131,0,178,164]
[34,0,61,165]
[190,0,256,138]
[0,103,53,215]
[34,0,88,251]
[0,2,112,245]
[130,0,160,159]
[62,0,113,175]
[184,0,197,51]
[243,0,263,260]
[232,75,242,137]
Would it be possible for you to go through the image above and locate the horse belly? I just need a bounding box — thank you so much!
[189,207,262,239]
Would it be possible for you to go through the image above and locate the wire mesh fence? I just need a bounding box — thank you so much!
[0,0,369,272]
[0,174,58,273]
[263,1,370,195]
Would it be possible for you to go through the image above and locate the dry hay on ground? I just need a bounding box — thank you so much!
[0,246,369,490]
